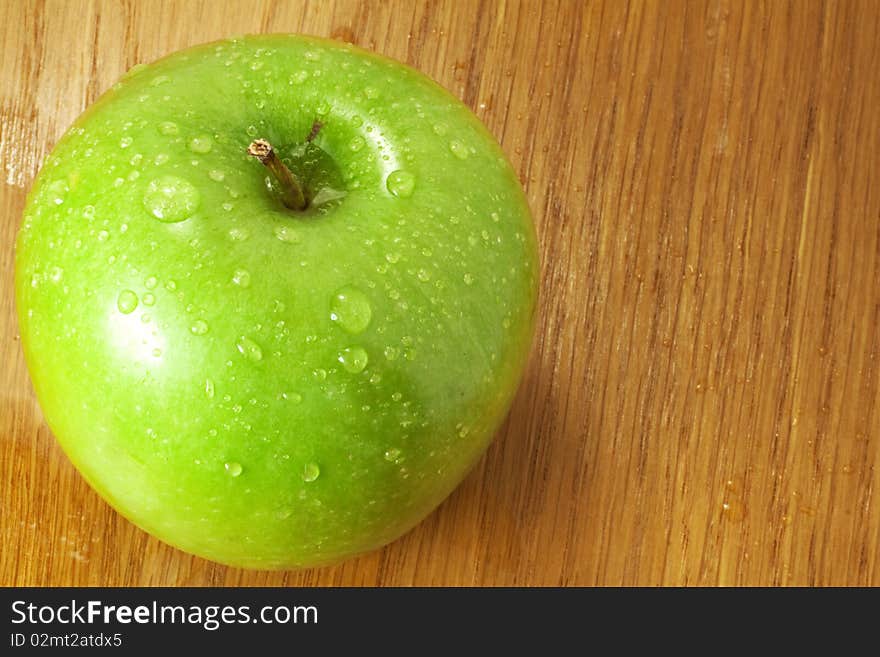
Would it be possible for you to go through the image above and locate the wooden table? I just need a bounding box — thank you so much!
[2,0,879,587]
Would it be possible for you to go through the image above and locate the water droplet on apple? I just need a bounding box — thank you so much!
[433,123,448,136]
[273,225,301,243]
[250,60,264,71]
[246,125,258,137]
[329,286,372,334]
[236,336,263,362]
[119,136,133,149]
[391,392,403,402]
[449,140,469,159]
[190,319,209,335]
[47,180,67,204]
[152,348,162,357]
[225,462,243,477]
[348,136,365,152]
[302,462,321,482]
[384,346,399,361]
[227,226,250,241]
[142,293,156,306]
[165,279,177,291]
[289,70,309,84]
[463,273,475,285]
[97,230,109,242]
[157,121,179,136]
[48,266,63,283]
[277,391,302,403]
[143,175,200,223]
[384,447,403,463]
[385,252,400,264]
[150,75,170,87]
[117,289,138,314]
[208,169,225,182]
[386,170,415,198]
[364,86,379,99]
[232,269,251,288]
[337,346,368,373]
[313,368,327,381]
[187,135,213,153]
[205,378,215,398]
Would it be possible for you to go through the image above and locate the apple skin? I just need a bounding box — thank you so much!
[15,35,538,569]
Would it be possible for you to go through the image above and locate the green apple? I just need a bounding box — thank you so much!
[15,34,538,568]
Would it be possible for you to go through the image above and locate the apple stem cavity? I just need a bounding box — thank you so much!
[247,138,307,211]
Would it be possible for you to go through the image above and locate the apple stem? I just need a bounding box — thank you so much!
[306,121,323,143]
[247,139,307,211]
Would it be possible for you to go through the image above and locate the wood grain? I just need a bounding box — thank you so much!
[2,0,879,586]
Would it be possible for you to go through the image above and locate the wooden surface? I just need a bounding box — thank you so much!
[2,0,879,587]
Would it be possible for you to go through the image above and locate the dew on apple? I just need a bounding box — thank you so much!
[187,135,213,154]
[386,169,415,199]
[116,289,138,314]
[463,273,475,285]
[157,121,179,136]
[329,286,372,334]
[150,75,170,87]
[190,319,209,335]
[289,70,308,84]
[205,378,215,398]
[313,368,327,381]
[49,266,64,283]
[119,136,133,149]
[222,202,234,211]
[383,345,399,360]
[224,461,243,477]
[151,348,162,357]
[301,462,321,482]
[232,268,251,287]
[449,140,469,160]
[47,180,68,205]
[227,226,250,241]
[273,225,300,243]
[338,345,369,373]
[236,335,263,361]
[384,447,403,463]
[208,169,225,182]
[143,175,200,223]
[165,279,177,291]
